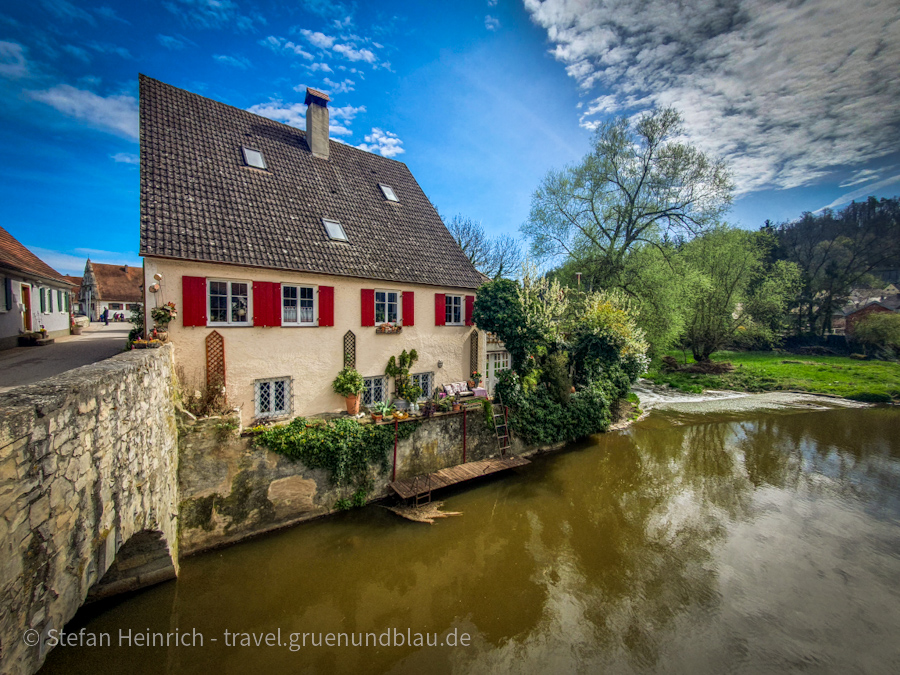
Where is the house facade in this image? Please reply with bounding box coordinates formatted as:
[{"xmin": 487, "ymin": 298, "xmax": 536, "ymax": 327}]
[
  {"xmin": 0, "ymin": 225, "xmax": 73, "ymax": 349},
  {"xmin": 80, "ymin": 260, "xmax": 143, "ymax": 320},
  {"xmin": 140, "ymin": 76, "xmax": 486, "ymax": 425}
]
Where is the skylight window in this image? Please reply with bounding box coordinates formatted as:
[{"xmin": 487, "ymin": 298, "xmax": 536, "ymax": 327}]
[
  {"xmin": 323, "ymin": 218, "xmax": 349, "ymax": 242},
  {"xmin": 242, "ymin": 147, "xmax": 267, "ymax": 170},
  {"xmin": 379, "ymin": 184, "xmax": 399, "ymax": 202}
]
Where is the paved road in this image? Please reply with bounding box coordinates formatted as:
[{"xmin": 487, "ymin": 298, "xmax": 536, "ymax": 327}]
[{"xmin": 0, "ymin": 323, "xmax": 132, "ymax": 393}]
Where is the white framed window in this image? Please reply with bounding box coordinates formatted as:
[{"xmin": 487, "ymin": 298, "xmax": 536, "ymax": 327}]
[
  {"xmin": 375, "ymin": 289, "xmax": 400, "ymax": 324},
  {"xmin": 379, "ymin": 184, "xmax": 399, "ymax": 202},
  {"xmin": 0, "ymin": 277, "xmax": 7, "ymax": 313},
  {"xmin": 410, "ymin": 372, "xmax": 432, "ymax": 401},
  {"xmin": 48, "ymin": 289, "xmax": 54, "ymax": 313},
  {"xmin": 209, "ymin": 280, "xmax": 251, "ymax": 326},
  {"xmin": 242, "ymin": 147, "xmax": 267, "ymax": 170},
  {"xmin": 322, "ymin": 218, "xmax": 349, "ymax": 242},
  {"xmin": 282, "ymin": 285, "xmax": 317, "ymax": 325},
  {"xmin": 255, "ymin": 377, "xmax": 291, "ymax": 418},
  {"xmin": 362, "ymin": 376, "xmax": 386, "ymax": 406},
  {"xmin": 445, "ymin": 294, "xmax": 463, "ymax": 325}
]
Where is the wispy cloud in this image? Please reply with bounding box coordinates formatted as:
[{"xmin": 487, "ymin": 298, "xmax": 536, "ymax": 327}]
[
  {"xmin": 110, "ymin": 152, "xmax": 139, "ymax": 164},
  {"xmin": 41, "ymin": 0, "xmax": 96, "ymax": 25},
  {"xmin": 838, "ymin": 168, "xmax": 886, "ymax": 189},
  {"xmin": 162, "ymin": 0, "xmax": 261, "ymax": 31},
  {"xmin": 247, "ymin": 98, "xmax": 360, "ymax": 137},
  {"xmin": 299, "ymin": 29, "xmax": 335, "ymax": 49},
  {"xmin": 818, "ymin": 173, "xmax": 900, "ymax": 212},
  {"xmin": 61, "ymin": 44, "xmax": 91, "ymax": 63},
  {"xmin": 259, "ymin": 35, "xmax": 313, "ymax": 59},
  {"xmin": 525, "ymin": 0, "xmax": 900, "ymax": 195},
  {"xmin": 213, "ymin": 54, "xmax": 251, "ymax": 69},
  {"xmin": 485, "ymin": 15, "xmax": 500, "ymax": 31},
  {"xmin": 299, "ymin": 0, "xmax": 353, "ymax": 22},
  {"xmin": 307, "ymin": 62, "xmax": 333, "ymax": 73},
  {"xmin": 157, "ymin": 34, "xmax": 196, "ymax": 50},
  {"xmin": 356, "ymin": 127, "xmax": 404, "ymax": 158},
  {"xmin": 25, "ymin": 246, "xmax": 141, "ymax": 276},
  {"xmin": 322, "ymin": 77, "xmax": 354, "ymax": 94},
  {"xmin": 28, "ymin": 85, "xmax": 138, "ymax": 139},
  {"xmin": 332, "ymin": 42, "xmax": 376, "ymax": 63},
  {"xmin": 85, "ymin": 41, "xmax": 133, "ymax": 59},
  {"xmin": 93, "ymin": 6, "xmax": 130, "ymax": 24},
  {"xmin": 0, "ymin": 41, "xmax": 30, "ymax": 79}
]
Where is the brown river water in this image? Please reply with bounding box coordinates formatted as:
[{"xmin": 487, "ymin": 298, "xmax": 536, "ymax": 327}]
[{"xmin": 41, "ymin": 399, "xmax": 900, "ymax": 674}]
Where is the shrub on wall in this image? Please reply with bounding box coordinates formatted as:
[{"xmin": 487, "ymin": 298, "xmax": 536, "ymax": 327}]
[{"xmin": 255, "ymin": 417, "xmax": 418, "ymax": 486}]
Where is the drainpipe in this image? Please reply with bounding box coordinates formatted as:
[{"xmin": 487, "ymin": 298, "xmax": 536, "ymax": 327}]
[{"xmin": 462, "ymin": 408, "xmax": 467, "ymax": 463}]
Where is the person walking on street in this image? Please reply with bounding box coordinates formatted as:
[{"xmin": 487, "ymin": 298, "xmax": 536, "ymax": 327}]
[{"xmin": 102, "ymin": 308, "xmax": 109, "ymax": 326}]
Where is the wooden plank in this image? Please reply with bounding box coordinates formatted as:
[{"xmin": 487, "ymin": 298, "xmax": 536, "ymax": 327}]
[{"xmin": 390, "ymin": 455, "xmax": 531, "ymax": 498}]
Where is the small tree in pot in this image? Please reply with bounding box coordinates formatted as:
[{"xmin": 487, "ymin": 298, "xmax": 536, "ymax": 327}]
[{"xmin": 332, "ymin": 359, "xmax": 365, "ymax": 415}]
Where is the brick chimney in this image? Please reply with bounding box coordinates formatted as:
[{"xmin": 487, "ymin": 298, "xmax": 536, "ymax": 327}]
[{"xmin": 305, "ymin": 87, "xmax": 331, "ymax": 160}]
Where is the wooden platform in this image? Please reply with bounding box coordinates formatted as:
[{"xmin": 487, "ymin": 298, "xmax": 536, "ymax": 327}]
[{"xmin": 389, "ymin": 456, "xmax": 530, "ymax": 500}]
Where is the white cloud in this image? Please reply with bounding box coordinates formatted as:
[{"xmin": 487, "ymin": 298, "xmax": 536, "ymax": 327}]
[
  {"xmin": 299, "ymin": 29, "xmax": 336, "ymax": 49},
  {"xmin": 247, "ymin": 100, "xmax": 308, "ymax": 128},
  {"xmin": 28, "ymin": 84, "xmax": 138, "ymax": 139},
  {"xmin": 85, "ymin": 41, "xmax": 133, "ymax": 59},
  {"xmin": 162, "ymin": 0, "xmax": 260, "ymax": 31},
  {"xmin": 61, "ymin": 45, "xmax": 91, "ymax": 62},
  {"xmin": 485, "ymin": 15, "xmax": 500, "ymax": 31},
  {"xmin": 213, "ymin": 54, "xmax": 251, "ymax": 69},
  {"xmin": 307, "ymin": 62, "xmax": 333, "ymax": 73},
  {"xmin": 524, "ymin": 0, "xmax": 900, "ymax": 195},
  {"xmin": 838, "ymin": 168, "xmax": 886, "ymax": 188},
  {"xmin": 157, "ymin": 34, "xmax": 196, "ymax": 50},
  {"xmin": 259, "ymin": 35, "xmax": 313, "ymax": 60},
  {"xmin": 322, "ymin": 77, "xmax": 355, "ymax": 94},
  {"xmin": 331, "ymin": 104, "xmax": 365, "ymax": 121},
  {"xmin": 0, "ymin": 41, "xmax": 30, "ymax": 78},
  {"xmin": 332, "ymin": 43, "xmax": 376, "ymax": 63},
  {"xmin": 110, "ymin": 152, "xmax": 139, "ymax": 164},
  {"xmin": 487, "ymin": 0, "xmax": 498, "ymax": 6},
  {"xmin": 818, "ymin": 173, "xmax": 900, "ymax": 212},
  {"xmin": 356, "ymin": 127, "xmax": 404, "ymax": 158}
]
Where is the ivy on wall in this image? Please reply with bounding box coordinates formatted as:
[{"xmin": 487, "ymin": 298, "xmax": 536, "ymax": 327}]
[{"xmin": 255, "ymin": 417, "xmax": 419, "ymax": 486}]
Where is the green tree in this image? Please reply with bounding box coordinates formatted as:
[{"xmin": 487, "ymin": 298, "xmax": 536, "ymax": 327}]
[
  {"xmin": 854, "ymin": 313, "xmax": 900, "ymax": 356},
  {"xmin": 523, "ymin": 107, "xmax": 733, "ymax": 287},
  {"xmin": 681, "ymin": 227, "xmax": 801, "ymax": 361}
]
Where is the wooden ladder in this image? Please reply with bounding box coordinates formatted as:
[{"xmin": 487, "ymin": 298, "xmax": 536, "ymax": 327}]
[
  {"xmin": 491, "ymin": 392, "xmax": 511, "ymax": 458},
  {"xmin": 411, "ymin": 473, "xmax": 432, "ymax": 508}
]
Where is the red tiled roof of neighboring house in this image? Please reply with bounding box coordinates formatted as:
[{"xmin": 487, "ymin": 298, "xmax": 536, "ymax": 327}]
[
  {"xmin": 90, "ymin": 263, "xmax": 143, "ymax": 302},
  {"xmin": 63, "ymin": 275, "xmax": 83, "ymax": 293},
  {"xmin": 0, "ymin": 225, "xmax": 71, "ymax": 285},
  {"xmin": 139, "ymin": 75, "xmax": 483, "ymax": 290}
]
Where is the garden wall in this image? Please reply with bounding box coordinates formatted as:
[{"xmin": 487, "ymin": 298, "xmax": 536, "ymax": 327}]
[{"xmin": 178, "ymin": 409, "xmax": 534, "ymax": 555}]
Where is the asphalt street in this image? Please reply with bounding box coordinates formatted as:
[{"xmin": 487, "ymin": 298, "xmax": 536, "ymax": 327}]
[{"xmin": 0, "ymin": 322, "xmax": 131, "ymax": 393}]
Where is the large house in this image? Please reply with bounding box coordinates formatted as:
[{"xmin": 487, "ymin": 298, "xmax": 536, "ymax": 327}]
[
  {"xmin": 139, "ymin": 76, "xmax": 486, "ymax": 425},
  {"xmin": 79, "ymin": 260, "xmax": 143, "ymax": 320},
  {"xmin": 0, "ymin": 225, "xmax": 74, "ymax": 349}
]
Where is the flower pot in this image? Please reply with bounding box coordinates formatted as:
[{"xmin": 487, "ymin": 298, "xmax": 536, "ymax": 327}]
[
  {"xmin": 156, "ymin": 330, "xmax": 169, "ymax": 343},
  {"xmin": 452, "ymin": 403, "xmax": 461, "ymax": 412},
  {"xmin": 467, "ymin": 380, "xmax": 475, "ymax": 388},
  {"xmin": 372, "ymin": 413, "xmax": 383, "ymax": 422},
  {"xmin": 346, "ymin": 394, "xmax": 360, "ymax": 416},
  {"xmin": 71, "ymin": 326, "xmax": 82, "ymax": 335}
]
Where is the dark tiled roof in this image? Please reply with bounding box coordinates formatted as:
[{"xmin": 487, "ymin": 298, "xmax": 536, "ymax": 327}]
[
  {"xmin": 139, "ymin": 75, "xmax": 483, "ymax": 290},
  {"xmin": 88, "ymin": 262, "xmax": 143, "ymax": 302},
  {"xmin": 0, "ymin": 225, "xmax": 71, "ymax": 285}
]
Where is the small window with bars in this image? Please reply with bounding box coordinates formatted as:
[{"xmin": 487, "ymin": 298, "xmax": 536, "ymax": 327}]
[
  {"xmin": 255, "ymin": 377, "xmax": 291, "ymax": 418},
  {"xmin": 362, "ymin": 376, "xmax": 386, "ymax": 406},
  {"xmin": 410, "ymin": 372, "xmax": 432, "ymax": 401}
]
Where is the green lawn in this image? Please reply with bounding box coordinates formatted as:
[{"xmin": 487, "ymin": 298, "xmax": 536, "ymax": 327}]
[{"xmin": 645, "ymin": 351, "xmax": 900, "ymax": 403}]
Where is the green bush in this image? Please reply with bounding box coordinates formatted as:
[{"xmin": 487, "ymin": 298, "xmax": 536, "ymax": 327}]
[{"xmin": 332, "ymin": 366, "xmax": 365, "ymax": 397}]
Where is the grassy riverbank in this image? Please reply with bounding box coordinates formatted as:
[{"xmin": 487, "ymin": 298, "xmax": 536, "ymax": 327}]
[{"xmin": 645, "ymin": 351, "xmax": 900, "ymax": 403}]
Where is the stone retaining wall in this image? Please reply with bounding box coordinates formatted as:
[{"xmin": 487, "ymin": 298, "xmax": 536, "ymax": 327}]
[
  {"xmin": 178, "ymin": 409, "xmax": 533, "ymax": 555},
  {"xmin": 0, "ymin": 346, "xmax": 179, "ymax": 675}
]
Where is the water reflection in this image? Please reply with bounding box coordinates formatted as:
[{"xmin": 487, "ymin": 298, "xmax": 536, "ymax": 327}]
[{"xmin": 42, "ymin": 407, "xmax": 900, "ymax": 674}]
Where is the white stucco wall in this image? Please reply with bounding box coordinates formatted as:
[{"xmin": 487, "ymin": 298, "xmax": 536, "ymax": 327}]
[
  {"xmin": 144, "ymin": 258, "xmax": 487, "ymax": 425},
  {"xmin": 0, "ymin": 274, "xmax": 71, "ymax": 347}
]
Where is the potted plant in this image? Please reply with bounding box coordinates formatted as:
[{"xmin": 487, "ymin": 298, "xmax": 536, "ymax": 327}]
[
  {"xmin": 150, "ymin": 301, "xmax": 177, "ymax": 342},
  {"xmin": 371, "ymin": 401, "xmax": 393, "ymax": 422},
  {"xmin": 332, "ymin": 361, "xmax": 365, "ymax": 415},
  {"xmin": 471, "ymin": 369, "xmax": 482, "ymax": 387},
  {"xmin": 385, "ymin": 348, "xmax": 418, "ymax": 410},
  {"xmin": 404, "ymin": 383, "xmax": 422, "ymax": 413},
  {"xmin": 451, "ymin": 394, "xmax": 461, "ymax": 412}
]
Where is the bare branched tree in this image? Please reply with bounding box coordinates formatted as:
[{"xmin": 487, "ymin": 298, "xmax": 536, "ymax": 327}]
[{"xmin": 445, "ymin": 214, "xmax": 522, "ymax": 279}]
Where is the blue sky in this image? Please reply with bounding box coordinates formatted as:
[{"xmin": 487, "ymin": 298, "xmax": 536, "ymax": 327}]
[{"xmin": 1, "ymin": 0, "xmax": 899, "ymax": 275}]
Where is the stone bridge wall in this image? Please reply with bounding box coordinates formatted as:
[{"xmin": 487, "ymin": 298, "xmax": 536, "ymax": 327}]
[{"xmin": 0, "ymin": 346, "xmax": 179, "ymax": 675}]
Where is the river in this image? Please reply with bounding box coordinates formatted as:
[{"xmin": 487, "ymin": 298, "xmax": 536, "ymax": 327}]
[{"xmin": 41, "ymin": 395, "xmax": 900, "ymax": 674}]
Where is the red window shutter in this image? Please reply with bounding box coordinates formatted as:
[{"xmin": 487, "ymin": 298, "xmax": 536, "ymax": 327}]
[
  {"xmin": 402, "ymin": 291, "xmax": 415, "ymax": 327},
  {"xmin": 435, "ymin": 293, "xmax": 446, "ymax": 326},
  {"xmin": 182, "ymin": 276, "xmax": 207, "ymax": 326},
  {"xmin": 361, "ymin": 288, "xmax": 375, "ymax": 326},
  {"xmin": 252, "ymin": 281, "xmax": 280, "ymax": 327},
  {"xmin": 319, "ymin": 286, "xmax": 334, "ymax": 326},
  {"xmin": 465, "ymin": 295, "xmax": 475, "ymax": 326}
]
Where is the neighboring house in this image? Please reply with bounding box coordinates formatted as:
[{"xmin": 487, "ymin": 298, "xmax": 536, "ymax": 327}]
[
  {"xmin": 80, "ymin": 260, "xmax": 143, "ymax": 320},
  {"xmin": 844, "ymin": 301, "xmax": 897, "ymax": 335},
  {"xmin": 63, "ymin": 276, "xmax": 83, "ymax": 314},
  {"xmin": 0, "ymin": 225, "xmax": 74, "ymax": 349},
  {"xmin": 139, "ymin": 75, "xmax": 486, "ymax": 425}
]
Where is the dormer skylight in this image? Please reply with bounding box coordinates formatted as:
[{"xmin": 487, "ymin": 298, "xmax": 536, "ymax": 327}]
[
  {"xmin": 242, "ymin": 147, "xmax": 267, "ymax": 170},
  {"xmin": 322, "ymin": 218, "xmax": 349, "ymax": 242},
  {"xmin": 379, "ymin": 184, "xmax": 399, "ymax": 202}
]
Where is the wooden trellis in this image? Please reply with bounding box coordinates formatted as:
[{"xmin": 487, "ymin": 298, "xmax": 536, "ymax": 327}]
[
  {"xmin": 343, "ymin": 330, "xmax": 356, "ymax": 368},
  {"xmin": 470, "ymin": 330, "xmax": 479, "ymax": 375},
  {"xmin": 206, "ymin": 330, "xmax": 226, "ymax": 397}
]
